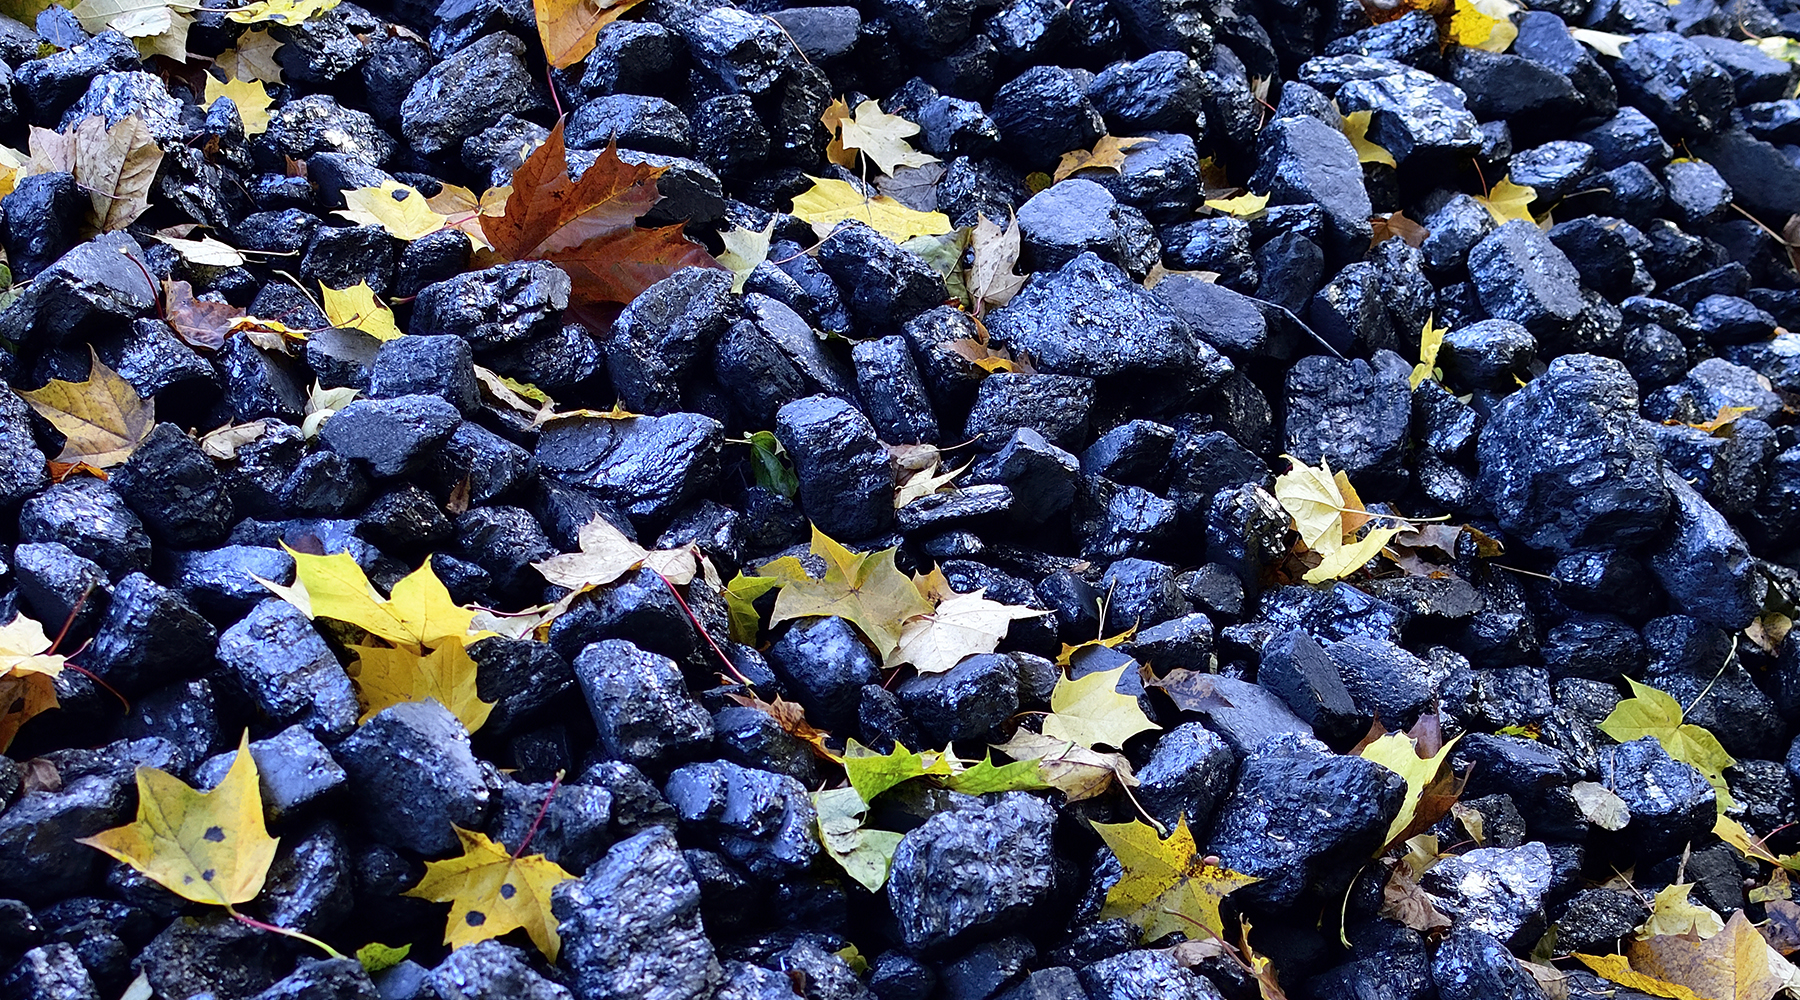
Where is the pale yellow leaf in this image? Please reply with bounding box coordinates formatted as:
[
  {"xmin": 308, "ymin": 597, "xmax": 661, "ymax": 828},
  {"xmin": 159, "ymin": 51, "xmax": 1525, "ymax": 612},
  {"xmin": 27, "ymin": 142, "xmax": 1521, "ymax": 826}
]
[{"xmin": 790, "ymin": 176, "xmax": 953, "ymax": 242}]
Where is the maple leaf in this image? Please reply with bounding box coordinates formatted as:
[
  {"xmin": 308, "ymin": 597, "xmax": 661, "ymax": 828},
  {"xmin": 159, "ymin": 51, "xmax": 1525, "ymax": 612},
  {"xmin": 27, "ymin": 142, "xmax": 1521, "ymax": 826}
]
[
  {"xmin": 1053, "ymin": 135, "xmax": 1150, "ymax": 183},
  {"xmin": 198, "ymin": 420, "xmax": 271, "ymax": 461},
  {"xmin": 1477, "ymin": 178, "xmax": 1537, "ymax": 224},
  {"xmin": 405, "ymin": 827, "xmax": 576, "ymax": 962},
  {"xmin": 1588, "ymin": 911, "xmax": 1800, "ymax": 1000},
  {"xmin": 943, "ymin": 755, "xmax": 1054, "ymax": 795},
  {"xmin": 67, "ymin": 0, "xmax": 192, "ymax": 36},
  {"xmin": 723, "ymin": 572, "xmax": 781, "ymax": 645},
  {"xmin": 1306, "ymin": 525, "xmax": 1405, "ymax": 583},
  {"xmin": 789, "ymin": 176, "xmax": 954, "ymax": 243},
  {"xmin": 534, "ymin": 0, "xmax": 646, "ymax": 68},
  {"xmin": 1447, "ymin": 0, "xmax": 1519, "ymax": 52},
  {"xmin": 1410, "ymin": 316, "xmax": 1447, "ymax": 390},
  {"xmin": 154, "ymin": 234, "xmax": 246, "ymax": 267},
  {"xmin": 482, "ymin": 124, "xmax": 720, "ymax": 307},
  {"xmin": 823, "ymin": 98, "xmax": 938, "ymax": 176},
  {"xmin": 1599, "ymin": 679, "xmax": 1736, "ymax": 811},
  {"xmin": 18, "ymin": 347, "xmax": 155, "ymax": 476},
  {"xmin": 261, "ymin": 549, "xmax": 484, "ymax": 650},
  {"xmin": 215, "ymin": 28, "xmax": 282, "ymax": 82},
  {"xmin": 1370, "ymin": 210, "xmax": 1429, "ymax": 248},
  {"xmin": 79, "ymin": 731, "xmax": 279, "ymax": 907},
  {"xmin": 426, "ymin": 182, "xmax": 509, "ymax": 250},
  {"xmin": 892, "ymin": 452, "xmax": 968, "ymax": 510},
  {"xmin": 204, "ymin": 76, "xmax": 273, "ymax": 135},
  {"xmin": 164, "ymin": 279, "xmax": 246, "ymax": 352},
  {"xmin": 842, "ymin": 740, "xmax": 954, "ymax": 803},
  {"xmin": 940, "ymin": 331, "xmax": 1032, "ymax": 374},
  {"xmin": 725, "ymin": 691, "xmax": 837, "ymax": 761},
  {"xmin": 1360, "ymin": 730, "xmax": 1463, "ymax": 850},
  {"xmin": 1040, "ymin": 667, "xmax": 1160, "ymax": 749},
  {"xmin": 19, "ymin": 116, "xmax": 162, "ymax": 230},
  {"xmin": 1203, "ymin": 192, "xmax": 1271, "ymax": 218},
  {"xmin": 873, "ymin": 162, "xmax": 945, "ymax": 211},
  {"xmin": 764, "ymin": 527, "xmax": 935, "ymax": 659},
  {"xmin": 1378, "ymin": 863, "xmax": 1452, "ymax": 934},
  {"xmin": 336, "ymin": 180, "xmax": 451, "ymax": 241},
  {"xmin": 355, "ymin": 943, "xmax": 411, "ymax": 974},
  {"xmin": 1638, "ymin": 883, "xmax": 1724, "ymax": 940},
  {"xmin": 1683, "ymin": 404, "xmax": 1758, "ymax": 435},
  {"xmin": 0, "ymin": 613, "xmax": 64, "ymax": 752},
  {"xmin": 1574, "ymin": 953, "xmax": 1706, "ymax": 1000},
  {"xmin": 1342, "ymin": 110, "xmax": 1398, "ymax": 169},
  {"xmin": 1273, "ymin": 455, "xmax": 1364, "ymax": 554},
  {"xmin": 300, "ymin": 383, "xmax": 358, "ymax": 438},
  {"xmin": 349, "ymin": 642, "xmax": 493, "ymax": 733},
  {"xmin": 717, "ymin": 219, "xmax": 775, "ymax": 294},
  {"xmin": 994, "ymin": 730, "xmax": 1137, "ymax": 802},
  {"xmin": 225, "ymin": 0, "xmax": 340, "ymax": 23},
  {"xmin": 532, "ymin": 514, "xmax": 698, "ymax": 594},
  {"xmin": 1093, "ymin": 817, "xmax": 1258, "ymax": 943},
  {"xmin": 888, "ymin": 588, "xmax": 1046, "ymax": 675},
  {"xmin": 321, "ymin": 282, "xmax": 403, "ymax": 341},
  {"xmin": 968, "ymin": 213, "xmax": 1027, "ymax": 316},
  {"xmin": 814, "ymin": 786, "xmax": 904, "ymax": 892},
  {"xmin": 1057, "ymin": 627, "xmax": 1138, "ymax": 668}
]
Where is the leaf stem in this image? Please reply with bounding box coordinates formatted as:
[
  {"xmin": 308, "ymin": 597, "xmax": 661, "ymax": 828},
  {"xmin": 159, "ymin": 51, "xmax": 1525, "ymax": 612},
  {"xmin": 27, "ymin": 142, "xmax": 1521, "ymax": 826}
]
[
  {"xmin": 652, "ymin": 569, "xmax": 753, "ymax": 687},
  {"xmin": 226, "ymin": 904, "xmax": 344, "ymax": 960},
  {"xmin": 513, "ymin": 770, "xmax": 563, "ymax": 859}
]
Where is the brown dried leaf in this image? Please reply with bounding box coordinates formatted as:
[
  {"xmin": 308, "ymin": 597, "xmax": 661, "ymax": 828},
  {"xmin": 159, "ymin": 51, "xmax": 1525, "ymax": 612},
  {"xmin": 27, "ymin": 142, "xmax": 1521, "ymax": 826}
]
[
  {"xmin": 1371, "ymin": 210, "xmax": 1429, "ymax": 248},
  {"xmin": 533, "ymin": 0, "xmax": 647, "ymax": 68},
  {"xmin": 164, "ymin": 279, "xmax": 247, "ymax": 351},
  {"xmin": 17, "ymin": 348, "xmax": 155, "ymax": 475},
  {"xmin": 1151, "ymin": 668, "xmax": 1237, "ymax": 715},
  {"xmin": 1379, "ymin": 863, "xmax": 1453, "ymax": 933},
  {"xmin": 1053, "ymin": 135, "xmax": 1151, "ymax": 183}
]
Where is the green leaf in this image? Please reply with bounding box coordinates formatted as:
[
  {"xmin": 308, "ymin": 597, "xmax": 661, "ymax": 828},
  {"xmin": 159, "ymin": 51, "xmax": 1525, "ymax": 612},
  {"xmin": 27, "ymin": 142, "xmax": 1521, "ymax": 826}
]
[
  {"xmin": 746, "ymin": 430, "xmax": 798, "ymax": 499},
  {"xmin": 355, "ymin": 942, "xmax": 411, "ymax": 974},
  {"xmin": 900, "ymin": 228, "xmax": 972, "ymax": 310},
  {"xmin": 813, "ymin": 787, "xmax": 903, "ymax": 892},
  {"xmin": 1599, "ymin": 679, "xmax": 1736, "ymax": 812},
  {"xmin": 942, "ymin": 755, "xmax": 1052, "ymax": 795},
  {"xmin": 723, "ymin": 572, "xmax": 781, "ymax": 645},
  {"xmin": 841, "ymin": 739, "xmax": 951, "ymax": 803}
]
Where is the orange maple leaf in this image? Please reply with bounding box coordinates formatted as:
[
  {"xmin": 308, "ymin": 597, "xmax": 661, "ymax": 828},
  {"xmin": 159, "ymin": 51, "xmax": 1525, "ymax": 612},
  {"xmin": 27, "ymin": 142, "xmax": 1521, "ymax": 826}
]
[{"xmin": 481, "ymin": 121, "xmax": 721, "ymax": 307}]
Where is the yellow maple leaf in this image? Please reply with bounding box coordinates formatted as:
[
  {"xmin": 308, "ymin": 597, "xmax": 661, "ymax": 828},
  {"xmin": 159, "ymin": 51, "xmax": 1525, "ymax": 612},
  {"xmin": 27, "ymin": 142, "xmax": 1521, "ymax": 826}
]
[
  {"xmin": 1304, "ymin": 524, "xmax": 1405, "ymax": 583},
  {"xmin": 263, "ymin": 549, "xmax": 483, "ymax": 650},
  {"xmin": 405, "ymin": 827, "xmax": 576, "ymax": 962},
  {"xmin": 79, "ymin": 731, "xmax": 279, "ymax": 907},
  {"xmin": 1477, "ymin": 177, "xmax": 1537, "ymax": 224},
  {"xmin": 790, "ymin": 176, "xmax": 953, "ymax": 243},
  {"xmin": 0, "ymin": 613, "xmax": 63, "ymax": 752},
  {"xmin": 336, "ymin": 180, "xmax": 451, "ymax": 242},
  {"xmin": 764, "ymin": 526, "xmax": 935, "ymax": 659},
  {"xmin": 1053, "ymin": 135, "xmax": 1151, "ymax": 183},
  {"xmin": 826, "ymin": 98, "xmax": 938, "ymax": 177},
  {"xmin": 1093, "ymin": 818, "xmax": 1258, "ymax": 943},
  {"xmin": 1360, "ymin": 731, "xmax": 1462, "ymax": 850},
  {"xmin": 718, "ymin": 219, "xmax": 775, "ymax": 294},
  {"xmin": 1342, "ymin": 110, "xmax": 1397, "ymax": 168},
  {"xmin": 17, "ymin": 346, "xmax": 155, "ymax": 475},
  {"xmin": 1203, "ymin": 191, "xmax": 1271, "ymax": 217},
  {"xmin": 1273, "ymin": 455, "xmax": 1357, "ymax": 555},
  {"xmin": 1599, "ymin": 678, "xmax": 1736, "ymax": 812},
  {"xmin": 1448, "ymin": 0, "xmax": 1519, "ymax": 52},
  {"xmin": 1685, "ymin": 404, "xmax": 1757, "ymax": 434},
  {"xmin": 321, "ymin": 282, "xmax": 403, "ymax": 341},
  {"xmin": 1606, "ymin": 910, "xmax": 1800, "ymax": 1000},
  {"xmin": 995, "ymin": 731, "xmax": 1135, "ymax": 802},
  {"xmin": 1410, "ymin": 315, "xmax": 1447, "ymax": 389},
  {"xmin": 203, "ymin": 75, "xmax": 272, "ymax": 135},
  {"xmin": 225, "ymin": 0, "xmax": 339, "ymax": 24},
  {"xmin": 350, "ymin": 643, "xmax": 493, "ymax": 733},
  {"xmin": 1040, "ymin": 666, "xmax": 1160, "ymax": 750},
  {"xmin": 1638, "ymin": 883, "xmax": 1724, "ymax": 940},
  {"xmin": 425, "ymin": 182, "xmax": 508, "ymax": 251},
  {"xmin": 1575, "ymin": 953, "xmax": 1706, "ymax": 1000},
  {"xmin": 1056, "ymin": 627, "xmax": 1137, "ymax": 667}
]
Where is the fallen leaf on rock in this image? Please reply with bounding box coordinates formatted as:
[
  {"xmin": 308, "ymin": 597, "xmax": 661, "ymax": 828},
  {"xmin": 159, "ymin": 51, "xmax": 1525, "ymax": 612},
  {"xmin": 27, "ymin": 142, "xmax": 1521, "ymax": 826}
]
[
  {"xmin": 1574, "ymin": 953, "xmax": 1706, "ymax": 1000},
  {"xmin": 1477, "ymin": 177, "xmax": 1537, "ymax": 224},
  {"xmin": 813, "ymin": 786, "xmax": 904, "ymax": 892},
  {"xmin": 1041, "ymin": 666, "xmax": 1160, "ymax": 749},
  {"xmin": 1571, "ymin": 780, "xmax": 1631, "ymax": 831},
  {"xmin": 355, "ymin": 943, "xmax": 410, "ymax": 975},
  {"xmin": 300, "ymin": 383, "xmax": 357, "ymax": 438},
  {"xmin": 226, "ymin": 0, "xmax": 339, "ymax": 23},
  {"xmin": 67, "ymin": 0, "xmax": 191, "ymax": 37},
  {"xmin": 1713, "ymin": 815, "xmax": 1800, "ymax": 871},
  {"xmin": 1239, "ymin": 919, "xmax": 1292, "ymax": 1000},
  {"xmin": 725, "ymin": 691, "xmax": 836, "ymax": 761},
  {"xmin": 824, "ymin": 97, "xmax": 938, "ymax": 176},
  {"xmin": 203, "ymin": 75, "xmax": 273, "ymax": 135},
  {"xmin": 968, "ymin": 213, "xmax": 1027, "ymax": 316},
  {"xmin": 0, "ymin": 613, "xmax": 64, "ymax": 752},
  {"xmin": 940, "ymin": 329, "xmax": 1032, "ymax": 374},
  {"xmin": 164, "ymin": 279, "xmax": 247, "ymax": 351},
  {"xmin": 1371, "ymin": 210, "xmax": 1428, "ymax": 247},
  {"xmin": 1448, "ymin": 0, "xmax": 1519, "ymax": 51},
  {"xmin": 262, "ymin": 549, "xmax": 485, "ymax": 650},
  {"xmin": 723, "ymin": 571, "xmax": 783, "ymax": 645},
  {"xmin": 763, "ymin": 527, "xmax": 934, "ymax": 660},
  {"xmin": 1410, "ymin": 316, "xmax": 1447, "ymax": 389},
  {"xmin": 1638, "ymin": 883, "xmax": 1724, "ymax": 940},
  {"xmin": 1274, "ymin": 455, "xmax": 1364, "ymax": 554},
  {"xmin": 336, "ymin": 180, "xmax": 451, "ymax": 241},
  {"xmin": 942, "ymin": 755, "xmax": 1053, "ymax": 795},
  {"xmin": 873, "ymin": 162, "xmax": 945, "ymax": 211},
  {"xmin": 406, "ymin": 826, "xmax": 575, "ymax": 962},
  {"xmin": 1600, "ymin": 678, "xmax": 1735, "ymax": 811},
  {"xmin": 1343, "ymin": 110, "xmax": 1398, "ymax": 168},
  {"xmin": 349, "ymin": 642, "xmax": 493, "ymax": 733},
  {"xmin": 1568, "ymin": 26, "xmax": 1631, "ymax": 57},
  {"xmin": 1094, "ymin": 817, "xmax": 1258, "ymax": 943},
  {"xmin": 994, "ymin": 730, "xmax": 1136, "ymax": 802},
  {"xmin": 790, "ymin": 176, "xmax": 954, "ymax": 242},
  {"xmin": 79, "ymin": 731, "xmax": 278, "ymax": 906},
  {"xmin": 18, "ymin": 348, "xmax": 155, "ymax": 476},
  {"xmin": 718, "ymin": 219, "xmax": 775, "ymax": 293},
  {"xmin": 532, "ymin": 513, "xmax": 698, "ymax": 593},
  {"xmin": 321, "ymin": 282, "xmax": 403, "ymax": 341},
  {"xmin": 1306, "ymin": 525, "xmax": 1405, "ymax": 583},
  {"xmin": 215, "ymin": 28, "xmax": 282, "ymax": 82},
  {"xmin": 427, "ymin": 182, "xmax": 509, "ymax": 250},
  {"xmin": 1380, "ymin": 862, "xmax": 1452, "ymax": 933},
  {"xmin": 1763, "ymin": 899, "xmax": 1800, "ymax": 954},
  {"xmin": 1204, "ymin": 191, "xmax": 1270, "ymax": 217},
  {"xmin": 1052, "ymin": 134, "xmax": 1150, "ymax": 182},
  {"xmin": 1629, "ymin": 910, "xmax": 1800, "ymax": 1000},
  {"xmin": 534, "ymin": 0, "xmax": 645, "ymax": 67},
  {"xmin": 1361, "ymin": 729, "xmax": 1462, "ymax": 850},
  {"xmin": 197, "ymin": 420, "xmax": 269, "ymax": 461},
  {"xmin": 483, "ymin": 126, "xmax": 719, "ymax": 307},
  {"xmin": 1150, "ymin": 668, "xmax": 1237, "ymax": 715},
  {"xmin": 841, "ymin": 740, "xmax": 955, "ymax": 803},
  {"xmin": 900, "ymin": 228, "xmax": 972, "ymax": 308},
  {"xmin": 154, "ymin": 234, "xmax": 247, "ymax": 267},
  {"xmin": 1752, "ymin": 35, "xmax": 1800, "ymax": 62},
  {"xmin": 892, "ymin": 457, "xmax": 967, "ymax": 509},
  {"xmin": 70, "ymin": 115, "xmax": 162, "ymax": 230},
  {"xmin": 1683, "ymin": 404, "xmax": 1757, "ymax": 434},
  {"xmin": 889, "ymin": 588, "xmax": 1046, "ymax": 675}
]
